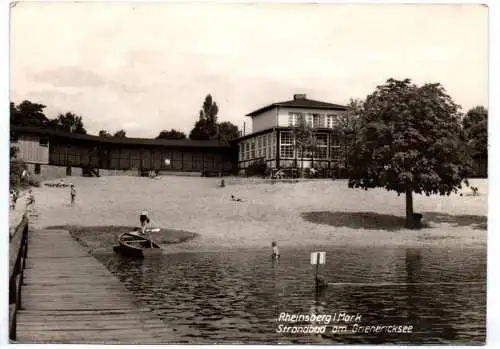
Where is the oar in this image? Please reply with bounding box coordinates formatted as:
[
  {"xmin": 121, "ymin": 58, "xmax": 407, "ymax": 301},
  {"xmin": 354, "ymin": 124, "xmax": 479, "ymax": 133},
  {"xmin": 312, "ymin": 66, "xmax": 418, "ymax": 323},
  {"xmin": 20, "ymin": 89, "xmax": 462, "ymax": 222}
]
[{"xmin": 148, "ymin": 228, "xmax": 160, "ymax": 248}]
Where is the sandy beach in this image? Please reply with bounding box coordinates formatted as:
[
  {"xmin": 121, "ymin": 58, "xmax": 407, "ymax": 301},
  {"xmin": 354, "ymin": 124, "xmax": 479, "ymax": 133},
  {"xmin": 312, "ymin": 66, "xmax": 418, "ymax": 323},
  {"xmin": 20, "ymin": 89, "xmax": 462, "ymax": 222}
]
[{"xmin": 26, "ymin": 176, "xmax": 487, "ymax": 251}]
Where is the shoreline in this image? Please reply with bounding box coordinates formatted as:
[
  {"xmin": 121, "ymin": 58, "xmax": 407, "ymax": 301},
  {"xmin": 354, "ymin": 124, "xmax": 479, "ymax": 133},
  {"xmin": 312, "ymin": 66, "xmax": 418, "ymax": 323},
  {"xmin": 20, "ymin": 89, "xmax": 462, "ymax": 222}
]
[{"xmin": 44, "ymin": 225, "xmax": 199, "ymax": 253}]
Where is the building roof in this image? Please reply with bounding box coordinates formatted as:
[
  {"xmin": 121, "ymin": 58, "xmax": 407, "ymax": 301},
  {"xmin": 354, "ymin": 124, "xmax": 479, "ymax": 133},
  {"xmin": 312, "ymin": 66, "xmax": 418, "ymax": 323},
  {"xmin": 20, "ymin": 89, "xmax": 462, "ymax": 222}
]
[
  {"xmin": 246, "ymin": 95, "xmax": 348, "ymax": 117},
  {"xmin": 11, "ymin": 126, "xmax": 231, "ymax": 149}
]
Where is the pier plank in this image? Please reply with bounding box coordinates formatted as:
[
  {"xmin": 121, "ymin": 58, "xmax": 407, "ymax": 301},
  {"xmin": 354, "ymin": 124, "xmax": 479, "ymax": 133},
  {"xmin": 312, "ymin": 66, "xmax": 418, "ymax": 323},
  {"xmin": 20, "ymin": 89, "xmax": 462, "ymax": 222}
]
[{"xmin": 16, "ymin": 229, "xmax": 175, "ymax": 344}]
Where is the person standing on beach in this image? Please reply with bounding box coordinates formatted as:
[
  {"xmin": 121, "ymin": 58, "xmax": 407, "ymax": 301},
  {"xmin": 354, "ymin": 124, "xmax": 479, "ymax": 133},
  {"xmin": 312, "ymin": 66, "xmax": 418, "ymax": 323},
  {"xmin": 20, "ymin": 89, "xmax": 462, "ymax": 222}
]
[{"xmin": 70, "ymin": 184, "xmax": 76, "ymax": 206}]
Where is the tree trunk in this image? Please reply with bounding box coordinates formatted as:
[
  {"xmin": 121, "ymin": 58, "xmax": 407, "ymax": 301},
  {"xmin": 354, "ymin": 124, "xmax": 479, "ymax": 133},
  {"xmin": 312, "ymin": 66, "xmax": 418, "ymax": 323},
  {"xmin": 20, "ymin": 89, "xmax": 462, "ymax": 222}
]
[{"xmin": 405, "ymin": 189, "xmax": 415, "ymax": 229}]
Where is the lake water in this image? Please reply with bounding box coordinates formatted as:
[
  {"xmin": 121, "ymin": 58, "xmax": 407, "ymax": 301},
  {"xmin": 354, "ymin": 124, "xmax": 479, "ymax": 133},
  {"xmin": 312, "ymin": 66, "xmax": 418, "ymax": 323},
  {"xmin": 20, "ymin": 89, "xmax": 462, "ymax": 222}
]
[
  {"xmin": 35, "ymin": 177, "xmax": 487, "ymax": 344},
  {"xmin": 95, "ymin": 245, "xmax": 486, "ymax": 344}
]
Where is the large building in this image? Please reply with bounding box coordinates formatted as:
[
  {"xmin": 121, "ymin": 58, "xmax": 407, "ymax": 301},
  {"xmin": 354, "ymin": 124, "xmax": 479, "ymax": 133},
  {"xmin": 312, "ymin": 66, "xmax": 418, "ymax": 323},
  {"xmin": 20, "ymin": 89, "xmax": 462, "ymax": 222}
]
[
  {"xmin": 235, "ymin": 94, "xmax": 352, "ymax": 175},
  {"xmin": 11, "ymin": 126, "xmax": 235, "ymax": 181}
]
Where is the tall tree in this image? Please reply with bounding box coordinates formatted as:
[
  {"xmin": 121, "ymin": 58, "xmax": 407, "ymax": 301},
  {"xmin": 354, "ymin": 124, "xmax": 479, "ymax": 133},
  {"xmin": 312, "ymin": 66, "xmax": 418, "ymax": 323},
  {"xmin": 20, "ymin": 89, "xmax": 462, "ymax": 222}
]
[
  {"xmin": 463, "ymin": 106, "xmax": 487, "ymax": 159},
  {"xmin": 51, "ymin": 112, "xmax": 87, "ymax": 134},
  {"xmin": 114, "ymin": 129, "xmax": 127, "ymax": 138},
  {"xmin": 347, "ymin": 78, "xmax": 470, "ymax": 228},
  {"xmin": 98, "ymin": 130, "xmax": 112, "ymax": 137},
  {"xmin": 189, "ymin": 94, "xmax": 219, "ymax": 140},
  {"xmin": 156, "ymin": 129, "xmax": 187, "ymax": 140},
  {"xmin": 293, "ymin": 119, "xmax": 314, "ymax": 176},
  {"xmin": 10, "ymin": 100, "xmax": 49, "ymax": 127},
  {"xmin": 200, "ymin": 94, "xmax": 219, "ymax": 124},
  {"xmin": 215, "ymin": 121, "xmax": 240, "ymax": 141}
]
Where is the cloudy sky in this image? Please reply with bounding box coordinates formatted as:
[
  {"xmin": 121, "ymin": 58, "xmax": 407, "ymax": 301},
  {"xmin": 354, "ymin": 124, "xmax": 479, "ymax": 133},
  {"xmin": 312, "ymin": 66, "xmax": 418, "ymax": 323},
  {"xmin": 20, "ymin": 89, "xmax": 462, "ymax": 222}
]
[{"xmin": 10, "ymin": 2, "xmax": 488, "ymax": 138}]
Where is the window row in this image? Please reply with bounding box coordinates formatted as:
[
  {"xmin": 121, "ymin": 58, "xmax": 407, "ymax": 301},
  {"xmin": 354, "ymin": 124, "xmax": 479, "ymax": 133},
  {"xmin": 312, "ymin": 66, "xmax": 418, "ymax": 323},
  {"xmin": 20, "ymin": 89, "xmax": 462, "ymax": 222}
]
[{"xmin": 288, "ymin": 112, "xmax": 344, "ymax": 128}]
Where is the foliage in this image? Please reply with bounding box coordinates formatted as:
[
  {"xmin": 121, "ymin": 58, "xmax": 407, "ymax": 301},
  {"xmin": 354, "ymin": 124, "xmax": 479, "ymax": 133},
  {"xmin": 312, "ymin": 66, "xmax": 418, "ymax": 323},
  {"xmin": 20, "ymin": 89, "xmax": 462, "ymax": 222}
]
[
  {"xmin": 10, "ymin": 100, "xmax": 50, "ymax": 127},
  {"xmin": 190, "ymin": 94, "xmax": 219, "ymax": 140},
  {"xmin": 347, "ymin": 78, "xmax": 471, "ymax": 228},
  {"xmin": 332, "ymin": 98, "xmax": 363, "ymax": 135},
  {"xmin": 49, "ymin": 112, "xmax": 87, "ymax": 134},
  {"xmin": 245, "ymin": 159, "xmax": 268, "ymax": 177},
  {"xmin": 189, "ymin": 94, "xmax": 239, "ymax": 141},
  {"xmin": 156, "ymin": 129, "xmax": 187, "ymax": 140},
  {"xmin": 10, "ymin": 145, "xmax": 27, "ymax": 189},
  {"xmin": 113, "ymin": 129, "xmax": 127, "ymax": 138},
  {"xmin": 463, "ymin": 106, "xmax": 487, "ymax": 159},
  {"xmin": 215, "ymin": 121, "xmax": 240, "ymax": 142},
  {"xmin": 98, "ymin": 130, "xmax": 112, "ymax": 137},
  {"xmin": 293, "ymin": 120, "xmax": 315, "ymax": 174}
]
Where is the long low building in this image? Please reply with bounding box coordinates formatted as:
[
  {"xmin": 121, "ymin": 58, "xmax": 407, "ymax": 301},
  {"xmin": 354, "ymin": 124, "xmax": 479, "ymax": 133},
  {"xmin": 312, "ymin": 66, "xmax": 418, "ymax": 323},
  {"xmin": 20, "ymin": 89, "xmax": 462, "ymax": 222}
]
[{"xmin": 11, "ymin": 126, "xmax": 235, "ymax": 180}]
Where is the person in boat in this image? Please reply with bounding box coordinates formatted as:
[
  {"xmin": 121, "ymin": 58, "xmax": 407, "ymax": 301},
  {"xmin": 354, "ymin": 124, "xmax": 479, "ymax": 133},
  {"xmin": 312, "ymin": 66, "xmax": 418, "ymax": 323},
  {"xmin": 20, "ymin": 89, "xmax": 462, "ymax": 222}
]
[
  {"xmin": 272, "ymin": 240, "xmax": 280, "ymax": 260},
  {"xmin": 139, "ymin": 210, "xmax": 151, "ymax": 235},
  {"xmin": 70, "ymin": 184, "xmax": 76, "ymax": 206}
]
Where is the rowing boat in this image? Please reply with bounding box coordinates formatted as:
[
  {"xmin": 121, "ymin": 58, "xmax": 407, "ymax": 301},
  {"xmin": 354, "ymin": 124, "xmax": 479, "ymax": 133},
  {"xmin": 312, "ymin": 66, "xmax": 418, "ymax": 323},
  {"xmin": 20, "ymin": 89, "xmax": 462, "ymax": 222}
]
[{"xmin": 113, "ymin": 229, "xmax": 161, "ymax": 258}]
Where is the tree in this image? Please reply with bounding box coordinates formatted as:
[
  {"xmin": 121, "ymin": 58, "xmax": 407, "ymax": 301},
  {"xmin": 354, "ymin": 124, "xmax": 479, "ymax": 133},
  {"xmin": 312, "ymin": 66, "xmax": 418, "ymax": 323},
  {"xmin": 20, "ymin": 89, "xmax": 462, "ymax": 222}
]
[
  {"xmin": 347, "ymin": 78, "xmax": 470, "ymax": 229},
  {"xmin": 10, "ymin": 100, "xmax": 49, "ymax": 127},
  {"xmin": 114, "ymin": 129, "xmax": 127, "ymax": 138},
  {"xmin": 215, "ymin": 121, "xmax": 240, "ymax": 141},
  {"xmin": 338, "ymin": 98, "xmax": 363, "ymax": 134},
  {"xmin": 156, "ymin": 129, "xmax": 187, "ymax": 140},
  {"xmin": 10, "ymin": 143, "xmax": 26, "ymax": 189},
  {"xmin": 50, "ymin": 112, "xmax": 87, "ymax": 134},
  {"xmin": 463, "ymin": 106, "xmax": 487, "ymax": 159},
  {"xmin": 293, "ymin": 119, "xmax": 314, "ymax": 176},
  {"xmin": 189, "ymin": 94, "xmax": 219, "ymax": 140},
  {"xmin": 98, "ymin": 130, "xmax": 112, "ymax": 137}
]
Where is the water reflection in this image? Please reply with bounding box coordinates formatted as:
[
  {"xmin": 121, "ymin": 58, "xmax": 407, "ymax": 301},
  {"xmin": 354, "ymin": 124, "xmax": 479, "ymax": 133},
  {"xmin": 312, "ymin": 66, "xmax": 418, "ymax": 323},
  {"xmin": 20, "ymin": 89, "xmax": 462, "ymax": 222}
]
[{"xmin": 96, "ymin": 246, "xmax": 486, "ymax": 344}]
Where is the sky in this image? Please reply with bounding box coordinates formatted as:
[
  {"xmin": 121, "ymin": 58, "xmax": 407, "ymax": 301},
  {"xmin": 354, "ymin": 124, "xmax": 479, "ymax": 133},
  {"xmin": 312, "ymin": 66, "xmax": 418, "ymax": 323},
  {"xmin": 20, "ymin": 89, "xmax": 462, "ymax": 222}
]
[{"xmin": 10, "ymin": 2, "xmax": 488, "ymax": 138}]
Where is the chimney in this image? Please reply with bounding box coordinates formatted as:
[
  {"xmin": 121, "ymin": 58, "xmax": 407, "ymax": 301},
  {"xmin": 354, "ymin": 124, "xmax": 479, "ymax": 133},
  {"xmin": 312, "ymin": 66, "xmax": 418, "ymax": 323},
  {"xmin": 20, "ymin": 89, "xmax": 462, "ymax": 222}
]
[{"xmin": 294, "ymin": 94, "xmax": 307, "ymax": 100}]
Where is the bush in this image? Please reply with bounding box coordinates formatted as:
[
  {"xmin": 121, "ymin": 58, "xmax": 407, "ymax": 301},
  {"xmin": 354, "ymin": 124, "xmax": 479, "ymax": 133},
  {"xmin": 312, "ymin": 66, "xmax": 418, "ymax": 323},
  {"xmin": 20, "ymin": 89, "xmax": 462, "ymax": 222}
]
[
  {"xmin": 246, "ymin": 159, "xmax": 268, "ymax": 177},
  {"xmin": 10, "ymin": 160, "xmax": 26, "ymax": 190}
]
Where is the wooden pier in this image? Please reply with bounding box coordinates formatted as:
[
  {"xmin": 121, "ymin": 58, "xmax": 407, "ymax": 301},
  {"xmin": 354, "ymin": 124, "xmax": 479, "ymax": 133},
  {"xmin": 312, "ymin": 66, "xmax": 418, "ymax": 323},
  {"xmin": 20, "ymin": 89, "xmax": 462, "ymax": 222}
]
[{"xmin": 13, "ymin": 227, "xmax": 179, "ymax": 344}]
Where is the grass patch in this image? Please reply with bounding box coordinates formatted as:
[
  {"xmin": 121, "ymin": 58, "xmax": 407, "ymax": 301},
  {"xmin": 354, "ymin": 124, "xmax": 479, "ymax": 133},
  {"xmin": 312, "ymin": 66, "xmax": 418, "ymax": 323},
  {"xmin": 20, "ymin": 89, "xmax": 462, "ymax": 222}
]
[
  {"xmin": 421, "ymin": 212, "xmax": 487, "ymax": 230},
  {"xmin": 46, "ymin": 225, "xmax": 198, "ymax": 251},
  {"xmin": 301, "ymin": 211, "xmax": 409, "ymax": 231}
]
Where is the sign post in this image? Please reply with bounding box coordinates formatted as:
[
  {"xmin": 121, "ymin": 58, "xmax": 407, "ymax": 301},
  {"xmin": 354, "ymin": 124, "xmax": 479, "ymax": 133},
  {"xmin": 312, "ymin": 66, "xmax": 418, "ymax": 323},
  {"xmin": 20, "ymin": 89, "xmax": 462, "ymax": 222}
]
[{"xmin": 310, "ymin": 251, "xmax": 326, "ymax": 289}]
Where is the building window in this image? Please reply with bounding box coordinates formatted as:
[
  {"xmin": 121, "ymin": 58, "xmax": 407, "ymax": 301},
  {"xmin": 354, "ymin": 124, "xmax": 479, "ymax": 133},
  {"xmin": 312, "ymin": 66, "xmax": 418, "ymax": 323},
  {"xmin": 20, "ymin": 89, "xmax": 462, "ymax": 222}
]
[
  {"xmin": 34, "ymin": 164, "xmax": 41, "ymax": 174},
  {"xmin": 66, "ymin": 166, "xmax": 72, "ymax": 176},
  {"xmin": 239, "ymin": 144, "xmax": 243, "ymax": 161},
  {"xmin": 326, "ymin": 114, "xmax": 334, "ymax": 128},
  {"xmin": 331, "ymin": 136, "xmax": 342, "ymax": 162},
  {"xmin": 313, "ymin": 114, "xmax": 325, "ymax": 128},
  {"xmin": 251, "ymin": 142, "xmax": 255, "ymax": 159},
  {"xmin": 280, "ymin": 131, "xmax": 294, "ymax": 158},
  {"xmin": 315, "ymin": 134, "xmax": 328, "ymax": 159},
  {"xmin": 306, "ymin": 114, "xmax": 313, "ymax": 127},
  {"xmin": 39, "ymin": 138, "xmax": 49, "ymax": 147}
]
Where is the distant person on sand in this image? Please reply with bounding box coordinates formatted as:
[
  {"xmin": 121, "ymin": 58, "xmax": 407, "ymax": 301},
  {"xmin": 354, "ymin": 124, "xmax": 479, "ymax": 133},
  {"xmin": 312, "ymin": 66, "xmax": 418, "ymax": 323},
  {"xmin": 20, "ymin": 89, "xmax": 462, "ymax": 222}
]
[
  {"xmin": 10, "ymin": 190, "xmax": 16, "ymax": 210},
  {"xmin": 26, "ymin": 189, "xmax": 35, "ymax": 208},
  {"xmin": 139, "ymin": 210, "xmax": 151, "ymax": 235},
  {"xmin": 231, "ymin": 195, "xmax": 243, "ymax": 202},
  {"xmin": 272, "ymin": 241, "xmax": 280, "ymax": 260},
  {"xmin": 70, "ymin": 184, "xmax": 76, "ymax": 205}
]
